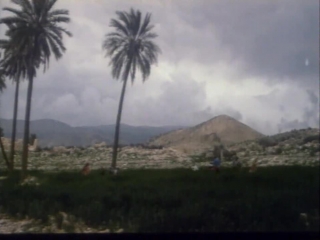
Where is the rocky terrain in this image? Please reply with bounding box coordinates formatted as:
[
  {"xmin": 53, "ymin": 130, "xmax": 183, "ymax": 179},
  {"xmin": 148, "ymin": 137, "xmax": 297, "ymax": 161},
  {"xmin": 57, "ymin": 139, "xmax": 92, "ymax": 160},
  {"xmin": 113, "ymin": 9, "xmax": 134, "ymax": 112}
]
[
  {"xmin": 0, "ymin": 210, "xmax": 122, "ymax": 233},
  {"xmin": 0, "ymin": 127, "xmax": 319, "ymax": 171}
]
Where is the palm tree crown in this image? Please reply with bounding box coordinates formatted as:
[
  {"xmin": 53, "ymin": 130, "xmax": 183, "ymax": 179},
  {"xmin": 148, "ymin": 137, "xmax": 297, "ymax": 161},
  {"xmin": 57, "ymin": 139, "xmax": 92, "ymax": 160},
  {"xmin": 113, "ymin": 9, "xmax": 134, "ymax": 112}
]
[
  {"xmin": 0, "ymin": 0, "xmax": 72, "ymax": 75},
  {"xmin": 102, "ymin": 8, "xmax": 161, "ymax": 83},
  {"xmin": 0, "ymin": 38, "xmax": 37, "ymax": 82}
]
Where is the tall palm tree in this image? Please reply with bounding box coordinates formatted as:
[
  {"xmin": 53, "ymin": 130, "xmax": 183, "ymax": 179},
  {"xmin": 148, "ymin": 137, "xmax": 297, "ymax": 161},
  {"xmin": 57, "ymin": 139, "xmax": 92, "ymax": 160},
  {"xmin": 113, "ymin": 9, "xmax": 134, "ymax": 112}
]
[
  {"xmin": 0, "ymin": 56, "xmax": 9, "ymax": 170},
  {"xmin": 0, "ymin": 0, "xmax": 72, "ymax": 179},
  {"xmin": 0, "ymin": 37, "xmax": 36, "ymax": 172},
  {"xmin": 102, "ymin": 8, "xmax": 161, "ymax": 172}
]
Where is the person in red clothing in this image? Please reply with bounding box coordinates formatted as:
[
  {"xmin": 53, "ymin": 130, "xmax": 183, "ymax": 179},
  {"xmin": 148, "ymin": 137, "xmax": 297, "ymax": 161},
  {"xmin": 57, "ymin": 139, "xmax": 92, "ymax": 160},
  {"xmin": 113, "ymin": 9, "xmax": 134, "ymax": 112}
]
[{"xmin": 81, "ymin": 163, "xmax": 90, "ymax": 176}]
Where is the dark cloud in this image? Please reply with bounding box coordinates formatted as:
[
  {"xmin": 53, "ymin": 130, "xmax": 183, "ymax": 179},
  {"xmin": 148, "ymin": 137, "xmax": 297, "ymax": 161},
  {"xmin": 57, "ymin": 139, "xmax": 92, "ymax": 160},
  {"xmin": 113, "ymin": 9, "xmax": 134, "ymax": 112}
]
[
  {"xmin": 175, "ymin": 0, "xmax": 319, "ymax": 86},
  {"xmin": 0, "ymin": 0, "xmax": 319, "ymax": 136}
]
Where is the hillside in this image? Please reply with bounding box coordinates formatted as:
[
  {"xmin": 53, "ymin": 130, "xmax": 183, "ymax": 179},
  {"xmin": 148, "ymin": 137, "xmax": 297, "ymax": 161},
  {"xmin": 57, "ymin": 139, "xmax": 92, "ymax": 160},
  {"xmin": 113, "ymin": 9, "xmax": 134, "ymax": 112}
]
[
  {"xmin": 0, "ymin": 118, "xmax": 185, "ymax": 147},
  {"xmin": 148, "ymin": 115, "xmax": 264, "ymax": 154}
]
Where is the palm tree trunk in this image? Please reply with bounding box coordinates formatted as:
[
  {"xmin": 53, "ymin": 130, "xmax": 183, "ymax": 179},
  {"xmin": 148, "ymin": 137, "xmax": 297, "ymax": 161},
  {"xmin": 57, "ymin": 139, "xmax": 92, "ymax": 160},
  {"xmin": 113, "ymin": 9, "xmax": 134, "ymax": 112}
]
[
  {"xmin": 111, "ymin": 59, "xmax": 133, "ymax": 170},
  {"xmin": 111, "ymin": 77, "xmax": 129, "ymax": 170},
  {"xmin": 21, "ymin": 76, "xmax": 33, "ymax": 180},
  {"xmin": 9, "ymin": 76, "xmax": 20, "ymax": 172},
  {"xmin": 0, "ymin": 136, "xmax": 10, "ymax": 169}
]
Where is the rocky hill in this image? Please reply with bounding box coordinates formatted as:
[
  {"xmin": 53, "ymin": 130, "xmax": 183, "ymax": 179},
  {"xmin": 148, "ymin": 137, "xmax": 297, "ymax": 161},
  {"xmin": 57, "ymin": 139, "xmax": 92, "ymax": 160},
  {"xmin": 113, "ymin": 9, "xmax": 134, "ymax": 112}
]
[{"xmin": 147, "ymin": 115, "xmax": 264, "ymax": 154}]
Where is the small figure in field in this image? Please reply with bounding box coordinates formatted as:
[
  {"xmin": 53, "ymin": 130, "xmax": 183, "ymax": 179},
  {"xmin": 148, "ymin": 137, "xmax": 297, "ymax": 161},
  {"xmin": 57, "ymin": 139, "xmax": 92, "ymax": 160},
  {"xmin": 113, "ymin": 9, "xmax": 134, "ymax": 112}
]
[
  {"xmin": 210, "ymin": 156, "xmax": 221, "ymax": 173},
  {"xmin": 249, "ymin": 159, "xmax": 258, "ymax": 173},
  {"xmin": 81, "ymin": 163, "xmax": 90, "ymax": 176}
]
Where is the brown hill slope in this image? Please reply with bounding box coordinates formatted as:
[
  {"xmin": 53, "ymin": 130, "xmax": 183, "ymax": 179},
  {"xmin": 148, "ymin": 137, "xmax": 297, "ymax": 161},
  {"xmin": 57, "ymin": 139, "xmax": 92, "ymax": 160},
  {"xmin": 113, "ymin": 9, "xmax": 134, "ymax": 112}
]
[{"xmin": 148, "ymin": 115, "xmax": 264, "ymax": 154}]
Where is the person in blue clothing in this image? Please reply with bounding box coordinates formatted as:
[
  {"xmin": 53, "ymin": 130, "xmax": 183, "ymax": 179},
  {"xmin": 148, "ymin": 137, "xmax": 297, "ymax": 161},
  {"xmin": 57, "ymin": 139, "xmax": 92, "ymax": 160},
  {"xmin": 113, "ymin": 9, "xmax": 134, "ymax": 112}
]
[{"xmin": 210, "ymin": 156, "xmax": 221, "ymax": 173}]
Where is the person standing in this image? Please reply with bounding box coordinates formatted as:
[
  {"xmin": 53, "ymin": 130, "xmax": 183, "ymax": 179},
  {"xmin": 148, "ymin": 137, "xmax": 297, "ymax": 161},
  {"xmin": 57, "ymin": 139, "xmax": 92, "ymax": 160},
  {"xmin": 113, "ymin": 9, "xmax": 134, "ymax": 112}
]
[{"xmin": 212, "ymin": 157, "xmax": 221, "ymax": 173}]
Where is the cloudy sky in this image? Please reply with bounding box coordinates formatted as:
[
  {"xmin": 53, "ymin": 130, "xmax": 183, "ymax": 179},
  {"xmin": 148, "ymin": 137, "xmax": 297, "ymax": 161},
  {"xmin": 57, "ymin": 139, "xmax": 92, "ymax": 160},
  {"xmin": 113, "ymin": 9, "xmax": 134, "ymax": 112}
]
[{"xmin": 0, "ymin": 0, "xmax": 319, "ymax": 135}]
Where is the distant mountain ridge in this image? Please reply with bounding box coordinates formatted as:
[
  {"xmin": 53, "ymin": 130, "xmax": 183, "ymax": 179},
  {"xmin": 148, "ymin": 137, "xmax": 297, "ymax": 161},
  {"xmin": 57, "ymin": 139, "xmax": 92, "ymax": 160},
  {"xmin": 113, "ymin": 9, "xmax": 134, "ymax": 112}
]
[{"xmin": 0, "ymin": 118, "xmax": 186, "ymax": 147}]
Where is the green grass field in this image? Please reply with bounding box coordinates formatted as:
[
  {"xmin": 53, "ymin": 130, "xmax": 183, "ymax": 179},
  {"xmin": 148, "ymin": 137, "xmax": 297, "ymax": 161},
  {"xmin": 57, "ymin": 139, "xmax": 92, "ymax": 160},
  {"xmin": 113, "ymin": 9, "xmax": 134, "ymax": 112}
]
[{"xmin": 0, "ymin": 166, "xmax": 319, "ymax": 232}]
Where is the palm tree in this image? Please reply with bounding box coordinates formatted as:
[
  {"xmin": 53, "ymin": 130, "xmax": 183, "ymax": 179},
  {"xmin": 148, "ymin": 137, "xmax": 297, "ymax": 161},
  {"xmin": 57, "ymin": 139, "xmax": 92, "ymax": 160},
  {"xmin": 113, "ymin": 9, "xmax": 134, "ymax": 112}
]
[
  {"xmin": 0, "ymin": 56, "xmax": 9, "ymax": 170},
  {"xmin": 0, "ymin": 37, "xmax": 36, "ymax": 172},
  {"xmin": 0, "ymin": 0, "xmax": 72, "ymax": 179},
  {"xmin": 102, "ymin": 8, "xmax": 161, "ymax": 172}
]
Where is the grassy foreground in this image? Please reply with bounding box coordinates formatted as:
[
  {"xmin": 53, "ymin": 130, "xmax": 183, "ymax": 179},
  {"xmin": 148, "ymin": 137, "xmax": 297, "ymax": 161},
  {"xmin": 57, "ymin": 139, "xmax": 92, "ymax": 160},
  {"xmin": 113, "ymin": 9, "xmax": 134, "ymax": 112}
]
[{"xmin": 0, "ymin": 166, "xmax": 319, "ymax": 232}]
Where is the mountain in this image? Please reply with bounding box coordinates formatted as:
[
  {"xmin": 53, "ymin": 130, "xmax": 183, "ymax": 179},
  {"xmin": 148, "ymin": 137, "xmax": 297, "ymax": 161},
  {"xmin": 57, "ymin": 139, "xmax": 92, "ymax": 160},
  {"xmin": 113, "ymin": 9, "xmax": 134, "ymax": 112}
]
[
  {"xmin": 147, "ymin": 115, "xmax": 264, "ymax": 154},
  {"xmin": 0, "ymin": 118, "xmax": 185, "ymax": 147}
]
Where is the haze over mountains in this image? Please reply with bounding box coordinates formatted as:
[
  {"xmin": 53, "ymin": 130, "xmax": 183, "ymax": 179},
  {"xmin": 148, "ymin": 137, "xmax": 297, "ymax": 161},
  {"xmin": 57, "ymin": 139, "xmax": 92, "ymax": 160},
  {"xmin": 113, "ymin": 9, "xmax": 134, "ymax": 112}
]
[
  {"xmin": 0, "ymin": 115, "xmax": 267, "ymax": 150},
  {"xmin": 0, "ymin": 118, "xmax": 184, "ymax": 147}
]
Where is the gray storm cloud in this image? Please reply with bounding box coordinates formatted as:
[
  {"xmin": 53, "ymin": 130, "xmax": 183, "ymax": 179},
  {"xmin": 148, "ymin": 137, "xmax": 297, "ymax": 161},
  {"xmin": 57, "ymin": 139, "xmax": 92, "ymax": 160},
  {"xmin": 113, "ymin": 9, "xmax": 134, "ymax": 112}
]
[
  {"xmin": 0, "ymin": 0, "xmax": 319, "ymax": 135},
  {"xmin": 174, "ymin": 0, "xmax": 319, "ymax": 86}
]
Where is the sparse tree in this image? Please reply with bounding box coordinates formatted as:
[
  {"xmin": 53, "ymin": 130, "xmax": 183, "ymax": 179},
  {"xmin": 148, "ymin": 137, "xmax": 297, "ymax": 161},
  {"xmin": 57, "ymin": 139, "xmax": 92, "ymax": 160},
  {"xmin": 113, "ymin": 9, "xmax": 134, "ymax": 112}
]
[
  {"xmin": 102, "ymin": 8, "xmax": 161, "ymax": 172},
  {"xmin": 0, "ymin": 0, "xmax": 72, "ymax": 180}
]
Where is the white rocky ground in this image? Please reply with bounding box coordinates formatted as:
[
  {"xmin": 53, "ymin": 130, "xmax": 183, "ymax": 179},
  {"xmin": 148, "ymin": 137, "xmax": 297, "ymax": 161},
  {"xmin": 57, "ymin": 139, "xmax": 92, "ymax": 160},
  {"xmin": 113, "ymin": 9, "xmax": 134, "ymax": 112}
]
[
  {"xmin": 0, "ymin": 211, "xmax": 122, "ymax": 233},
  {"xmin": 1, "ymin": 130, "xmax": 319, "ymax": 171}
]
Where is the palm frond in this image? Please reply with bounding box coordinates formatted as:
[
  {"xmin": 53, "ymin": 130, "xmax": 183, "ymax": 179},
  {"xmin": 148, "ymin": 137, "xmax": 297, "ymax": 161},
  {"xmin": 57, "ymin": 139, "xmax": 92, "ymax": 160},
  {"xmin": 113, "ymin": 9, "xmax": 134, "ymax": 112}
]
[
  {"xmin": 48, "ymin": 9, "xmax": 69, "ymax": 17},
  {"xmin": 0, "ymin": 16, "xmax": 27, "ymax": 25},
  {"xmin": 49, "ymin": 16, "xmax": 70, "ymax": 24},
  {"xmin": 2, "ymin": 7, "xmax": 30, "ymax": 21},
  {"xmin": 115, "ymin": 11, "xmax": 131, "ymax": 32},
  {"xmin": 138, "ymin": 13, "xmax": 151, "ymax": 37},
  {"xmin": 12, "ymin": 0, "xmax": 33, "ymax": 14},
  {"xmin": 110, "ymin": 19, "xmax": 129, "ymax": 36},
  {"xmin": 46, "ymin": 0, "xmax": 58, "ymax": 13}
]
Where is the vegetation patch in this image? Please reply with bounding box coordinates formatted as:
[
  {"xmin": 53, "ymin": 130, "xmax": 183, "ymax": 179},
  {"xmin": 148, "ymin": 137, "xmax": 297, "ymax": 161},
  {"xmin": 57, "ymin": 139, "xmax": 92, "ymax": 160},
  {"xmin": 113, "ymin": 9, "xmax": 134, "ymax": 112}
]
[{"xmin": 0, "ymin": 167, "xmax": 319, "ymax": 232}]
